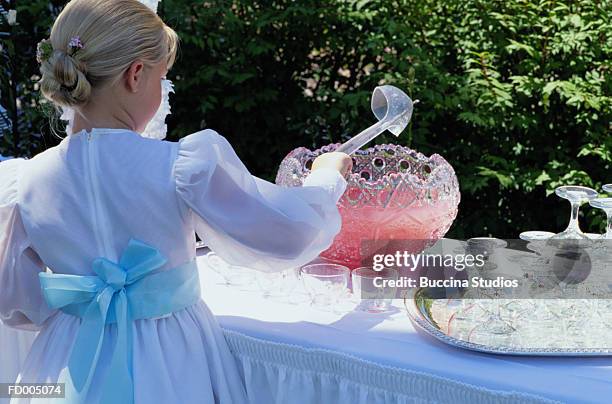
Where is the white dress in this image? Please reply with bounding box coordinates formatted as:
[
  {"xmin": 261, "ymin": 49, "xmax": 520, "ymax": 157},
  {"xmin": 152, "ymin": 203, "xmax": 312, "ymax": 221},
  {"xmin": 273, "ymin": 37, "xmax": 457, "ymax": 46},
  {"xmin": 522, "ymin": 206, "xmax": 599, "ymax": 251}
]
[{"xmin": 0, "ymin": 128, "xmax": 347, "ymax": 403}]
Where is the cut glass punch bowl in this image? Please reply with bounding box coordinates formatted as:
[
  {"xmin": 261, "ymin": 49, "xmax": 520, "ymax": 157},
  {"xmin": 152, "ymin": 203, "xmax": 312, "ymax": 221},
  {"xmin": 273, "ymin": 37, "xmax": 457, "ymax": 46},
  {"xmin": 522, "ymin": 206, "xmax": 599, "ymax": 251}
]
[{"xmin": 276, "ymin": 143, "xmax": 461, "ymax": 269}]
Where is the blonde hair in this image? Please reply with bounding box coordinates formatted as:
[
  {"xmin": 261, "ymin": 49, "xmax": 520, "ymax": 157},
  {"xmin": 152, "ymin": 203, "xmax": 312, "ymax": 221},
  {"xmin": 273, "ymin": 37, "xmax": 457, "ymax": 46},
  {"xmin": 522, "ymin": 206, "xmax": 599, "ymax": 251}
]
[{"xmin": 39, "ymin": 0, "xmax": 178, "ymax": 109}]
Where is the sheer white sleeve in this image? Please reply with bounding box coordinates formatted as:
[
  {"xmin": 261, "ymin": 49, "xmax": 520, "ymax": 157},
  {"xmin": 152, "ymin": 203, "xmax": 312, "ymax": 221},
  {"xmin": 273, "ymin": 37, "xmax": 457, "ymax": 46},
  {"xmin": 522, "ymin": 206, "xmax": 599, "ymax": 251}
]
[
  {"xmin": 173, "ymin": 129, "xmax": 347, "ymax": 272},
  {"xmin": 0, "ymin": 159, "xmax": 56, "ymax": 330}
]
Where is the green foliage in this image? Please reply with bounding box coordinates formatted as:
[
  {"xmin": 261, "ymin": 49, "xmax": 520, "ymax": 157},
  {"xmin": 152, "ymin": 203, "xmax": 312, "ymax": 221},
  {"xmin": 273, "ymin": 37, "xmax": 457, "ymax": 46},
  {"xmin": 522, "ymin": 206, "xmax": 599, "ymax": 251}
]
[
  {"xmin": 1, "ymin": 0, "xmax": 610, "ymax": 237},
  {"xmin": 0, "ymin": 0, "xmax": 62, "ymax": 156}
]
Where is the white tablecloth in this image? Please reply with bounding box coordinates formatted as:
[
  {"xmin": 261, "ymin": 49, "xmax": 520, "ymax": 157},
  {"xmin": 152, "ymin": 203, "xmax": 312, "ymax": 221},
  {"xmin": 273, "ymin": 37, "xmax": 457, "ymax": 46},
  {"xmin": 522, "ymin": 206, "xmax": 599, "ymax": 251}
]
[
  {"xmin": 2, "ymin": 251, "xmax": 612, "ymax": 403},
  {"xmin": 198, "ymin": 251, "xmax": 612, "ymax": 404}
]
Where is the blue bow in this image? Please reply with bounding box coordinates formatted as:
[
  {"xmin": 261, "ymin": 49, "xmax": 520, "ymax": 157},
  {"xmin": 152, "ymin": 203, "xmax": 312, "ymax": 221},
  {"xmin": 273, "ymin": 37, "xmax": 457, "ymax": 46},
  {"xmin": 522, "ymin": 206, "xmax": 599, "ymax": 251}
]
[{"xmin": 39, "ymin": 239, "xmax": 200, "ymax": 404}]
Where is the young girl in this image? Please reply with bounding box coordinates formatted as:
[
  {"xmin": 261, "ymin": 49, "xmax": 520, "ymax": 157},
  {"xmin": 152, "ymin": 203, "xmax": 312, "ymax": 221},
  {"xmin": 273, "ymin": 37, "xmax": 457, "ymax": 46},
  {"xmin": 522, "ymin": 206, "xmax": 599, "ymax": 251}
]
[{"xmin": 0, "ymin": 0, "xmax": 351, "ymax": 403}]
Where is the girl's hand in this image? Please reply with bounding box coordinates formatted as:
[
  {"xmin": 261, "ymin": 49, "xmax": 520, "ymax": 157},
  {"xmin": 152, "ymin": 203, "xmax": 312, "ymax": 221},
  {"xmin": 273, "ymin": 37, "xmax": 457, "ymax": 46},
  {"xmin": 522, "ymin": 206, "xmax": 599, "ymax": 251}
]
[{"xmin": 311, "ymin": 152, "xmax": 353, "ymax": 178}]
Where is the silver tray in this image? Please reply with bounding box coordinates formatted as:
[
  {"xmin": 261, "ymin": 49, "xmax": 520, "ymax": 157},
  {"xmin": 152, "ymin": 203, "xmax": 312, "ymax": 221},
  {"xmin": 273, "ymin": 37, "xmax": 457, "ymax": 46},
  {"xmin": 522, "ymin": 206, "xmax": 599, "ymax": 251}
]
[{"xmin": 404, "ymin": 288, "xmax": 612, "ymax": 356}]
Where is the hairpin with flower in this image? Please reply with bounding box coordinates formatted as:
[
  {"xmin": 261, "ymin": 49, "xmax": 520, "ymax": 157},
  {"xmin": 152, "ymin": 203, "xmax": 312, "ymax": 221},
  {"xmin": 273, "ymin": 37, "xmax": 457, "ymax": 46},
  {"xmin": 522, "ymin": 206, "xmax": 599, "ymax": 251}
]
[
  {"xmin": 36, "ymin": 36, "xmax": 84, "ymax": 64},
  {"xmin": 68, "ymin": 36, "xmax": 84, "ymax": 54},
  {"xmin": 36, "ymin": 39, "xmax": 53, "ymax": 64}
]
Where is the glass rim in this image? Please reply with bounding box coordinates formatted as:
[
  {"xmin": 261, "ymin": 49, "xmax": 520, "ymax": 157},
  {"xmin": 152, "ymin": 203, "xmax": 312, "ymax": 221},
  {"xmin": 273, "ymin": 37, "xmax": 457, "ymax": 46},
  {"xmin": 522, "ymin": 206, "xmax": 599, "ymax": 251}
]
[
  {"xmin": 590, "ymin": 198, "xmax": 612, "ymax": 208},
  {"xmin": 301, "ymin": 263, "xmax": 350, "ymax": 276},
  {"xmin": 555, "ymin": 185, "xmax": 598, "ymax": 192},
  {"xmin": 467, "ymin": 237, "xmax": 508, "ymax": 247},
  {"xmin": 281, "ymin": 143, "xmax": 459, "ymax": 190},
  {"xmin": 352, "ymin": 266, "xmax": 398, "ymax": 278},
  {"xmin": 555, "ymin": 185, "xmax": 598, "ymax": 200},
  {"xmin": 519, "ymin": 231, "xmax": 555, "ymax": 241}
]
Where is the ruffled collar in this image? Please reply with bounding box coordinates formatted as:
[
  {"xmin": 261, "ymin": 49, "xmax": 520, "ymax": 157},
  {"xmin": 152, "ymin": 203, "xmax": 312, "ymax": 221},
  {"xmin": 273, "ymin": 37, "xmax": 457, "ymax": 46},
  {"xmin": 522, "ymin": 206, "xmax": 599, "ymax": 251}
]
[{"xmin": 60, "ymin": 79, "xmax": 174, "ymax": 141}]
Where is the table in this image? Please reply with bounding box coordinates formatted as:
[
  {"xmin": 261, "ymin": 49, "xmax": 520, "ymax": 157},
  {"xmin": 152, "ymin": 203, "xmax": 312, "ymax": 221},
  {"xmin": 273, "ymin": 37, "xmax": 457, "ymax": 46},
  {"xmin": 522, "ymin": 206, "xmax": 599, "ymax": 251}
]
[
  {"xmin": 2, "ymin": 250, "xmax": 612, "ymax": 403},
  {"xmin": 199, "ymin": 250, "xmax": 612, "ymax": 404}
]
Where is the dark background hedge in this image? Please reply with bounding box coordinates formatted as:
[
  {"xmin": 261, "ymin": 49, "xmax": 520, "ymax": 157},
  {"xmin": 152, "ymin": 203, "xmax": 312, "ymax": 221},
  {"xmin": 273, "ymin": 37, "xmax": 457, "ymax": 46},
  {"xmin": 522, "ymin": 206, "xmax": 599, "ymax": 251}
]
[{"xmin": 1, "ymin": 0, "xmax": 610, "ymax": 238}]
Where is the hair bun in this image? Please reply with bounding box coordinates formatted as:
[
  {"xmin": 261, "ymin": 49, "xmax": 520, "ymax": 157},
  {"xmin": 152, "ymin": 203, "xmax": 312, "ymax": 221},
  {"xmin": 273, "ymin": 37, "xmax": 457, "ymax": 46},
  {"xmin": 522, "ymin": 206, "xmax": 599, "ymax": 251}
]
[
  {"xmin": 39, "ymin": 0, "xmax": 179, "ymax": 115},
  {"xmin": 40, "ymin": 49, "xmax": 91, "ymax": 108}
]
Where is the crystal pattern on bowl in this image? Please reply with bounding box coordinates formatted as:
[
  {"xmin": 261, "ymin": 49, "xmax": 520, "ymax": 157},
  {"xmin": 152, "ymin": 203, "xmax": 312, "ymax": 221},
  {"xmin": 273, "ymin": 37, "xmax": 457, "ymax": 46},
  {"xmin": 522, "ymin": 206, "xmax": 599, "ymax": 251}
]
[{"xmin": 276, "ymin": 143, "xmax": 461, "ymax": 268}]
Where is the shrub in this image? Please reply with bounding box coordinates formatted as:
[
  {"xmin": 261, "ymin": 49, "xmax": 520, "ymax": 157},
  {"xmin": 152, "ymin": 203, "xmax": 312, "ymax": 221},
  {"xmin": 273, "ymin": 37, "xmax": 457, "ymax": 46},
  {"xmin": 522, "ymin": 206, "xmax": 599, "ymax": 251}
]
[{"xmin": 2, "ymin": 0, "xmax": 610, "ymax": 237}]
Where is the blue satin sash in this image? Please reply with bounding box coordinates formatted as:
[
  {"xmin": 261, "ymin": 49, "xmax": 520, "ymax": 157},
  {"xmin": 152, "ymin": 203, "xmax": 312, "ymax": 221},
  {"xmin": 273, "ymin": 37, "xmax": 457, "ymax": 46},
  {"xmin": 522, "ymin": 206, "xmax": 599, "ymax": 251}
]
[{"xmin": 39, "ymin": 238, "xmax": 201, "ymax": 404}]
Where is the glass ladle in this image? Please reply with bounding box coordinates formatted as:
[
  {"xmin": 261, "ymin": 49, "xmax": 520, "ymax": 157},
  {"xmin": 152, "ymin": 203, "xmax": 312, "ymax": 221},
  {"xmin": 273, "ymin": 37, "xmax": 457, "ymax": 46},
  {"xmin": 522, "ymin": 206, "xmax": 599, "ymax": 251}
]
[{"xmin": 335, "ymin": 85, "xmax": 414, "ymax": 155}]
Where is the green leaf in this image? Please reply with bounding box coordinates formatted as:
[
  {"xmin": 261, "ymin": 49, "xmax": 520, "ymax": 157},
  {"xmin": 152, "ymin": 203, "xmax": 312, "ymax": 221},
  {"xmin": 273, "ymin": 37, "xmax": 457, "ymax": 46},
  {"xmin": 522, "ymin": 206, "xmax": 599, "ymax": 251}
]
[
  {"xmin": 477, "ymin": 166, "xmax": 514, "ymax": 188},
  {"xmin": 505, "ymin": 39, "xmax": 538, "ymax": 58}
]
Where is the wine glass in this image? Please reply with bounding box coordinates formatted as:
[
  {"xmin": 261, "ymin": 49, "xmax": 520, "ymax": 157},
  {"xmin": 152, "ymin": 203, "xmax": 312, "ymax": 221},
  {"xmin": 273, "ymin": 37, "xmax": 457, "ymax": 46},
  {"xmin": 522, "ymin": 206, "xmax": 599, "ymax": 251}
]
[
  {"xmin": 301, "ymin": 263, "xmax": 350, "ymax": 309},
  {"xmin": 351, "ymin": 266, "xmax": 398, "ymax": 313},
  {"xmin": 519, "ymin": 231, "xmax": 554, "ymax": 241},
  {"xmin": 595, "ymin": 188, "xmax": 612, "ymax": 301},
  {"xmin": 519, "ymin": 231, "xmax": 556, "ymax": 285},
  {"xmin": 550, "ymin": 186, "xmax": 598, "ymax": 240},
  {"xmin": 256, "ymin": 268, "xmax": 301, "ymax": 301},
  {"xmin": 589, "ymin": 198, "xmax": 612, "ymax": 239},
  {"xmin": 497, "ymin": 239, "xmax": 562, "ymax": 328},
  {"xmin": 205, "ymin": 251, "xmax": 256, "ymax": 289},
  {"xmin": 465, "ymin": 238, "xmax": 515, "ymax": 335},
  {"xmin": 466, "ymin": 237, "xmax": 508, "ymax": 269}
]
